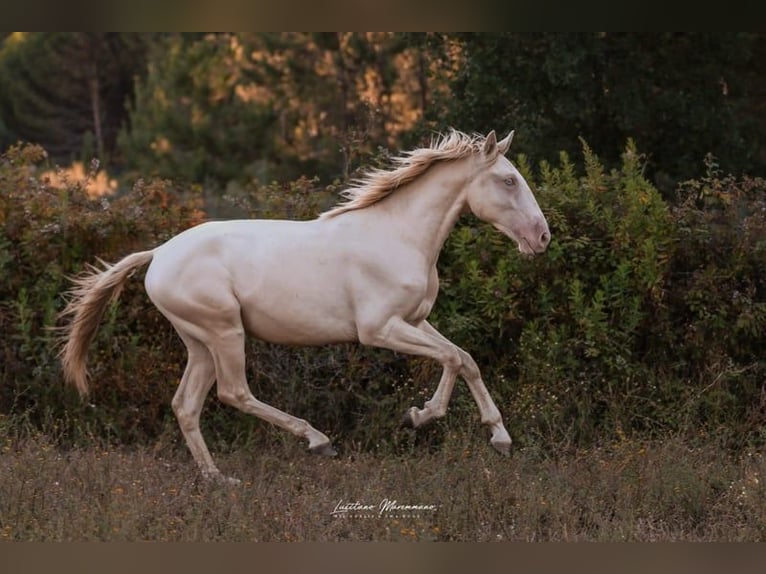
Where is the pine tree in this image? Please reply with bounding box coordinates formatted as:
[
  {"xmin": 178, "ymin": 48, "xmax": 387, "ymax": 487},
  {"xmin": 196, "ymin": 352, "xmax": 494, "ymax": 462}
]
[
  {"xmin": 433, "ymin": 33, "xmax": 765, "ymax": 192},
  {"xmin": 0, "ymin": 33, "xmax": 150, "ymax": 164}
]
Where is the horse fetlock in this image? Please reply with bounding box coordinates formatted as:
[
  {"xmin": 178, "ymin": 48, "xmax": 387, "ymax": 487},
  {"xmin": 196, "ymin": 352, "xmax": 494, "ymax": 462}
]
[
  {"xmin": 423, "ymin": 401, "xmax": 447, "ymax": 420},
  {"xmin": 216, "ymin": 388, "xmax": 250, "ymax": 408},
  {"xmin": 480, "ymin": 408, "xmax": 503, "ymax": 427},
  {"xmin": 403, "ymin": 404, "xmax": 445, "ymax": 428}
]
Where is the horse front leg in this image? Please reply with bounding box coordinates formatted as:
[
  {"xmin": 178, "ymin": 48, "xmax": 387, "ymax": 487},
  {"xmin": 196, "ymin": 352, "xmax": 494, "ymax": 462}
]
[
  {"xmin": 402, "ymin": 365, "xmax": 457, "ymax": 428},
  {"xmin": 360, "ymin": 317, "xmax": 511, "ymax": 455},
  {"xmin": 406, "ymin": 321, "xmax": 511, "ymax": 455}
]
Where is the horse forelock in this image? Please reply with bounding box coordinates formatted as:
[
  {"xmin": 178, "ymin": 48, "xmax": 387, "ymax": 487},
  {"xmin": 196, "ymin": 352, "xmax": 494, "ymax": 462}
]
[{"xmin": 320, "ymin": 129, "xmax": 496, "ymax": 218}]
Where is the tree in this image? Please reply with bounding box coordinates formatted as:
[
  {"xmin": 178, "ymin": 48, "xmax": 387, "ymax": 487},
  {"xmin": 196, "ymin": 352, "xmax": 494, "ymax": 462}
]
[
  {"xmin": 0, "ymin": 33, "xmax": 150, "ymax": 165},
  {"xmin": 117, "ymin": 33, "xmax": 430, "ymax": 187},
  {"xmin": 431, "ymin": 33, "xmax": 765, "ymax": 193},
  {"xmin": 117, "ymin": 34, "xmax": 281, "ymax": 185}
]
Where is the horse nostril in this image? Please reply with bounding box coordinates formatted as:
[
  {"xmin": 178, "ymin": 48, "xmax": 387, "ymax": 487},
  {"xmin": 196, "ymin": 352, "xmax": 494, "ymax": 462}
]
[{"xmin": 540, "ymin": 231, "xmax": 550, "ymax": 246}]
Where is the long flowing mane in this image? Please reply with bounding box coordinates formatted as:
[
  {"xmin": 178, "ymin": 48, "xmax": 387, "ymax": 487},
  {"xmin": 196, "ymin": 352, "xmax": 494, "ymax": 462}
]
[{"xmin": 320, "ymin": 129, "xmax": 490, "ymax": 218}]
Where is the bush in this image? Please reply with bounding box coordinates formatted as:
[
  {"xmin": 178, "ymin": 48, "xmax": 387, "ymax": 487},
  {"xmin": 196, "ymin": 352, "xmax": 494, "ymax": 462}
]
[
  {"xmin": 0, "ymin": 143, "xmax": 205, "ymax": 443},
  {"xmin": 1, "ymin": 140, "xmax": 764, "ymax": 454},
  {"xmin": 434, "ymin": 141, "xmax": 673, "ymax": 444},
  {"xmin": 665, "ymin": 159, "xmax": 766, "ymax": 442},
  {"xmin": 434, "ymin": 142, "xmax": 765, "ymax": 447}
]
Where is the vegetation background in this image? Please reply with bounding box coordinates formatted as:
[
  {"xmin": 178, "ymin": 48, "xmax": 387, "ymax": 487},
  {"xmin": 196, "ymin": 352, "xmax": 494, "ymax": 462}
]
[{"xmin": 0, "ymin": 33, "xmax": 764, "ymax": 541}]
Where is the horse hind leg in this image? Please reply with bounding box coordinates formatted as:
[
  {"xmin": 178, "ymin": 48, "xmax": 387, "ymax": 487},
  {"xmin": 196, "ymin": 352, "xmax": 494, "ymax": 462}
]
[
  {"xmin": 209, "ymin": 327, "xmax": 337, "ymax": 457},
  {"xmin": 170, "ymin": 332, "xmax": 233, "ymax": 482}
]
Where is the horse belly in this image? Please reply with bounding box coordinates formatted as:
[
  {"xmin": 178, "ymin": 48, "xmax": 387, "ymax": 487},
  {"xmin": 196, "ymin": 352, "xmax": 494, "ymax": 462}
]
[
  {"xmin": 238, "ymin": 292, "xmax": 357, "ymax": 345},
  {"xmin": 235, "ymin": 261, "xmax": 358, "ymax": 345}
]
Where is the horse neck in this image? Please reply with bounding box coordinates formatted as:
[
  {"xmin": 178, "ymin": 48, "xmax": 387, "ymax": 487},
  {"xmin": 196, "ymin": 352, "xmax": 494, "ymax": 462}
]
[{"xmin": 371, "ymin": 157, "xmax": 474, "ymax": 262}]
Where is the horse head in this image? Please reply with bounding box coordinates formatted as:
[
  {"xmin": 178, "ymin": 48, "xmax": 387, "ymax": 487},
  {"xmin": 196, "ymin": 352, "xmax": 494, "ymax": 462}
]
[{"xmin": 465, "ymin": 130, "xmax": 550, "ymax": 255}]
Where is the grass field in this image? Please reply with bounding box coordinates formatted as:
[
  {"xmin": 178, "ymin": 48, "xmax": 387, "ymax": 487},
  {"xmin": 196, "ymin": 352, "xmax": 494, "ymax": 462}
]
[{"xmin": 1, "ymin": 422, "xmax": 764, "ymax": 542}]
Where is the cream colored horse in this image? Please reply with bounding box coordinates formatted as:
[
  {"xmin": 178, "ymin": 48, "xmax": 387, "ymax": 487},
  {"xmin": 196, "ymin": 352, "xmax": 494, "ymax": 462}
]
[{"xmin": 60, "ymin": 129, "xmax": 550, "ymax": 482}]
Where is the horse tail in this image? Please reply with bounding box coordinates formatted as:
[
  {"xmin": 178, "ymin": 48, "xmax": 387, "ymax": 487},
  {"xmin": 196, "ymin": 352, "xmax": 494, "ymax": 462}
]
[{"xmin": 59, "ymin": 250, "xmax": 155, "ymax": 397}]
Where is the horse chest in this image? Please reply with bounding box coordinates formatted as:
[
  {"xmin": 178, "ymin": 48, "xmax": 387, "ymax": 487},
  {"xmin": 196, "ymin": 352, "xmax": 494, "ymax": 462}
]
[
  {"xmin": 405, "ymin": 268, "xmax": 439, "ymax": 323},
  {"xmin": 409, "ymin": 297, "xmax": 435, "ymax": 324}
]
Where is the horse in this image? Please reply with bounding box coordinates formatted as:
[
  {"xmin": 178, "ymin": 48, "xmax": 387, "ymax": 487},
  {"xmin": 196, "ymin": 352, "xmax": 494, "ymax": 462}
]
[{"xmin": 60, "ymin": 129, "xmax": 550, "ymax": 483}]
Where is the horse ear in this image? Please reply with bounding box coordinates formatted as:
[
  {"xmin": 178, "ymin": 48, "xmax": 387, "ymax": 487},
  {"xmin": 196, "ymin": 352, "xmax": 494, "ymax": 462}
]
[
  {"xmin": 483, "ymin": 130, "xmax": 497, "ymax": 155},
  {"xmin": 497, "ymin": 130, "xmax": 514, "ymax": 155}
]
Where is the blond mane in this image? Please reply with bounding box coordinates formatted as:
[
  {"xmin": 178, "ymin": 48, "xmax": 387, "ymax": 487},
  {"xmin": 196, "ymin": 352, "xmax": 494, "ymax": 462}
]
[{"xmin": 320, "ymin": 129, "xmax": 493, "ymax": 218}]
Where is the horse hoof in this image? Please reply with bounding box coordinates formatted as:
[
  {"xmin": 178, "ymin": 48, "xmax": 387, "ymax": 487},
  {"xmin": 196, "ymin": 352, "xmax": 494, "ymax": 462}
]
[
  {"xmin": 309, "ymin": 442, "xmax": 337, "ymax": 457},
  {"xmin": 401, "ymin": 407, "xmax": 418, "ymax": 428},
  {"xmin": 202, "ymin": 471, "xmax": 241, "ymax": 486},
  {"xmin": 490, "ymin": 438, "xmax": 512, "ymax": 457}
]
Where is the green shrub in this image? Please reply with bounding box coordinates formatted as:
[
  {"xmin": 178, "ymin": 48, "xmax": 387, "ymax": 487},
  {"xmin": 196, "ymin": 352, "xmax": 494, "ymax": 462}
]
[
  {"xmin": 665, "ymin": 158, "xmax": 766, "ymax": 443},
  {"xmin": 0, "ymin": 143, "xmax": 205, "ymax": 443},
  {"xmin": 434, "ymin": 142, "xmax": 765, "ymax": 447},
  {"xmin": 434, "ymin": 141, "xmax": 674, "ymax": 444},
  {"xmin": 1, "ymin": 140, "xmax": 764, "ymax": 454}
]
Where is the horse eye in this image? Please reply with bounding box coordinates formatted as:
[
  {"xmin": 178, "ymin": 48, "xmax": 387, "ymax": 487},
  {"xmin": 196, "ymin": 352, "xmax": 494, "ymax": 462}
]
[{"xmin": 504, "ymin": 177, "xmax": 516, "ymax": 187}]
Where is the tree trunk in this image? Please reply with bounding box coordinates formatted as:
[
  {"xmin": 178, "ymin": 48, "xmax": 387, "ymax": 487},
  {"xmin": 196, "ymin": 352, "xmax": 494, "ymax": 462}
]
[{"xmin": 88, "ymin": 62, "xmax": 105, "ymax": 163}]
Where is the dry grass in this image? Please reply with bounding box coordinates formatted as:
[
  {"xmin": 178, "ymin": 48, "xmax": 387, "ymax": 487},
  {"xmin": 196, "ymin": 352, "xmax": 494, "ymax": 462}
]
[{"xmin": 0, "ymin": 426, "xmax": 764, "ymax": 542}]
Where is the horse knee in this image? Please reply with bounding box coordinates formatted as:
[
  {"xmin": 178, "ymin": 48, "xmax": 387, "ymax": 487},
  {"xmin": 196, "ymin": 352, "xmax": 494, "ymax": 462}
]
[
  {"xmin": 217, "ymin": 387, "xmax": 250, "ymax": 408},
  {"xmin": 171, "ymin": 394, "xmax": 183, "ymax": 415},
  {"xmin": 443, "ymin": 346, "xmax": 462, "ymax": 371}
]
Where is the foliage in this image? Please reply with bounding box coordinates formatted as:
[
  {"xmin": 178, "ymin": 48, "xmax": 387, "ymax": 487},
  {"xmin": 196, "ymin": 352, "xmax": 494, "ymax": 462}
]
[
  {"xmin": 1, "ymin": 139, "xmax": 764, "ymax": 453},
  {"xmin": 0, "ymin": 33, "xmax": 150, "ymax": 164},
  {"xmin": 117, "ymin": 33, "xmax": 429, "ymax": 188},
  {"xmin": 2, "ymin": 32, "xmax": 764, "ymax": 196},
  {"xmin": 665, "ymin": 160, "xmax": 766, "ymax": 437},
  {"xmin": 0, "ymin": 143, "xmax": 205, "ymax": 442},
  {"xmin": 117, "ymin": 34, "xmax": 280, "ymax": 186},
  {"xmin": 434, "ymin": 33, "xmax": 765, "ymax": 195}
]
